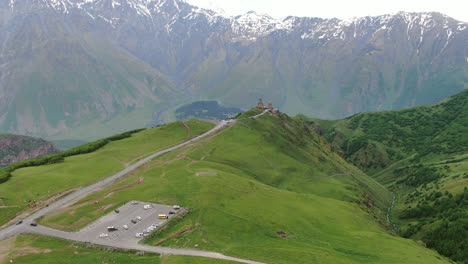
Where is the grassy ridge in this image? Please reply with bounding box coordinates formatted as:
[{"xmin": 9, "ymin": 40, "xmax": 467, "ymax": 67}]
[
  {"xmin": 0, "ymin": 120, "xmax": 214, "ymax": 226},
  {"xmin": 0, "ymin": 129, "xmax": 144, "ymax": 184},
  {"xmin": 312, "ymin": 89, "xmax": 468, "ymax": 262},
  {"xmin": 39, "ymin": 113, "xmax": 447, "ymax": 263}
]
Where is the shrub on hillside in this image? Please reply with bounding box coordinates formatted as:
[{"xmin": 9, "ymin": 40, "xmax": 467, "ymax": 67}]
[
  {"xmin": 0, "ymin": 128, "xmax": 144, "ymax": 184},
  {"xmin": 400, "ymin": 188, "xmax": 468, "ymax": 263}
]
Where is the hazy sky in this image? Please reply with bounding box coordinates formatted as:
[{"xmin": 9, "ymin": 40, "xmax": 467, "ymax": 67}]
[{"xmin": 186, "ymin": 0, "xmax": 468, "ymax": 22}]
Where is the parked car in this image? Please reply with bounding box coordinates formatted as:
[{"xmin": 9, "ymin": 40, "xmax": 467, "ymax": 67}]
[
  {"xmin": 131, "ymin": 219, "xmax": 137, "ymax": 224},
  {"xmin": 16, "ymin": 220, "xmax": 23, "ymax": 225},
  {"xmin": 136, "ymin": 216, "xmax": 142, "ymax": 221},
  {"xmin": 123, "ymin": 225, "xmax": 129, "ymax": 230},
  {"xmin": 30, "ymin": 222, "xmax": 37, "ymax": 227},
  {"xmin": 99, "ymin": 234, "xmax": 108, "ymax": 238},
  {"xmin": 169, "ymin": 211, "xmax": 175, "ymax": 215},
  {"xmin": 158, "ymin": 214, "xmax": 169, "ymax": 219},
  {"xmin": 114, "ymin": 209, "xmax": 120, "ymax": 213}
]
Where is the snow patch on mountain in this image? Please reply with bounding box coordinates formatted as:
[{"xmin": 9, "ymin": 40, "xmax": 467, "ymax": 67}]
[
  {"xmin": 185, "ymin": 0, "xmax": 227, "ymax": 15},
  {"xmin": 232, "ymin": 11, "xmax": 282, "ymax": 37},
  {"xmin": 7, "ymin": 0, "xmax": 467, "ymax": 44}
]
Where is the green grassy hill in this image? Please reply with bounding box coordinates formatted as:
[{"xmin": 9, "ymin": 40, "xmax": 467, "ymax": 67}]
[
  {"xmin": 0, "ymin": 120, "xmax": 213, "ymax": 227},
  {"xmin": 0, "ymin": 234, "xmax": 234, "ymax": 264},
  {"xmin": 310, "ymin": 89, "xmax": 468, "ymax": 262},
  {"xmin": 22, "ymin": 112, "xmax": 449, "ymax": 264}
]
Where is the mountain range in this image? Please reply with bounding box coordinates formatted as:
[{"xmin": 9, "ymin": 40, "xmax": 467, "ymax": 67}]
[{"xmin": 0, "ymin": 0, "xmax": 467, "ymax": 142}]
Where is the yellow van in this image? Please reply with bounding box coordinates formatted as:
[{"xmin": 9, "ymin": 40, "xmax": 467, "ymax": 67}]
[{"xmin": 158, "ymin": 214, "xmax": 168, "ymax": 219}]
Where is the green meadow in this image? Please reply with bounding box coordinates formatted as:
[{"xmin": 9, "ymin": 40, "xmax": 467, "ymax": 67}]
[
  {"xmin": 39, "ymin": 113, "xmax": 449, "ymax": 264},
  {"xmin": 0, "ymin": 120, "xmax": 214, "ymax": 226},
  {"xmin": 0, "ymin": 234, "xmax": 234, "ymax": 264}
]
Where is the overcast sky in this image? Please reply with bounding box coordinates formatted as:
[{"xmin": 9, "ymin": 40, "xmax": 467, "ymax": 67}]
[{"xmin": 186, "ymin": 0, "xmax": 468, "ymax": 22}]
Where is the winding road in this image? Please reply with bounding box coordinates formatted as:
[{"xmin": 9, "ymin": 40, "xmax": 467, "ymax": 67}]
[{"xmin": 0, "ymin": 112, "xmax": 270, "ymax": 264}]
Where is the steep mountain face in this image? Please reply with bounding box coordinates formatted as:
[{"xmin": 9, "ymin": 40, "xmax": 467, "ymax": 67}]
[
  {"xmin": 0, "ymin": 0, "xmax": 467, "ymax": 140},
  {"xmin": 0, "ymin": 0, "xmax": 178, "ymax": 138},
  {"xmin": 0, "ymin": 133, "xmax": 59, "ymax": 166},
  {"xmin": 311, "ymin": 90, "xmax": 468, "ymax": 262}
]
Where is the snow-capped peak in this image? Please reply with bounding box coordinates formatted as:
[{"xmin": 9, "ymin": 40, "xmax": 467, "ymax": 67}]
[
  {"xmin": 8, "ymin": 0, "xmax": 74, "ymax": 13},
  {"xmin": 5, "ymin": 1, "xmax": 466, "ymax": 43},
  {"xmin": 230, "ymin": 10, "xmax": 300, "ymax": 38},
  {"xmin": 184, "ymin": 0, "xmax": 226, "ymax": 16}
]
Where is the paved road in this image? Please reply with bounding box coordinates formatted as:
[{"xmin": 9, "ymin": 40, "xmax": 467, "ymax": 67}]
[
  {"xmin": 0, "ymin": 118, "xmax": 267, "ymax": 263},
  {"xmin": 0, "ymin": 120, "xmax": 232, "ymax": 240},
  {"xmin": 21, "ymin": 224, "xmax": 264, "ymax": 264}
]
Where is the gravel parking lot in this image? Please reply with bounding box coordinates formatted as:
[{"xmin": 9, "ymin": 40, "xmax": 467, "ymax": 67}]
[{"xmin": 75, "ymin": 201, "xmax": 183, "ymax": 243}]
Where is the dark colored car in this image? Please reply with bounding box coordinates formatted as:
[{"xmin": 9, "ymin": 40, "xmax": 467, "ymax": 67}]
[
  {"xmin": 168, "ymin": 211, "xmax": 175, "ymax": 215},
  {"xmin": 131, "ymin": 219, "xmax": 137, "ymax": 224},
  {"xmin": 114, "ymin": 209, "xmax": 120, "ymax": 213},
  {"xmin": 30, "ymin": 222, "xmax": 37, "ymax": 227},
  {"xmin": 16, "ymin": 220, "xmax": 23, "ymax": 225}
]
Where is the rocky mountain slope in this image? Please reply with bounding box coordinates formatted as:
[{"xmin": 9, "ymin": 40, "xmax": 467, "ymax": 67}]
[
  {"xmin": 0, "ymin": 0, "xmax": 467, "ymax": 141},
  {"xmin": 0, "ymin": 133, "xmax": 58, "ymax": 166}
]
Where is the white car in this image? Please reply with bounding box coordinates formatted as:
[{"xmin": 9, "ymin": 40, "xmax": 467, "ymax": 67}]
[
  {"xmin": 136, "ymin": 216, "xmax": 142, "ymax": 221},
  {"xmin": 143, "ymin": 204, "xmax": 152, "ymax": 210},
  {"xmin": 131, "ymin": 201, "xmax": 139, "ymax": 205},
  {"xmin": 173, "ymin": 205, "xmax": 180, "ymax": 210},
  {"xmin": 99, "ymin": 233, "xmax": 108, "ymax": 238},
  {"xmin": 135, "ymin": 233, "xmax": 143, "ymax": 238},
  {"xmin": 122, "ymin": 225, "xmax": 129, "ymax": 230}
]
